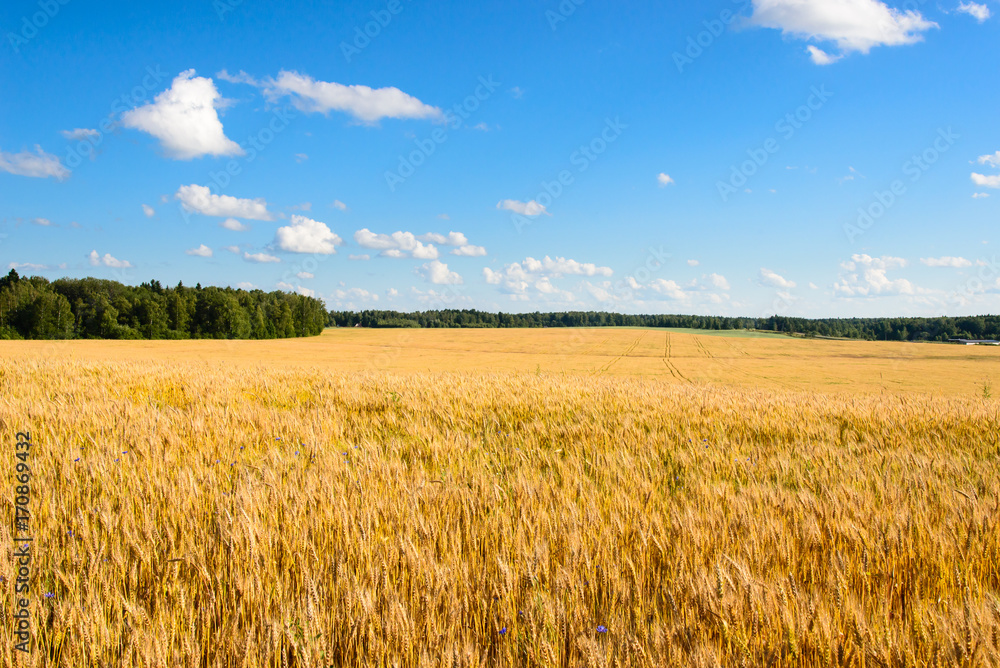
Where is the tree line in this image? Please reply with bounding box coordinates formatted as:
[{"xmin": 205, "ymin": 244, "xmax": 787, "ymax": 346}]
[
  {"xmin": 0, "ymin": 269, "xmax": 327, "ymax": 340},
  {"xmin": 327, "ymin": 309, "xmax": 1000, "ymax": 342}
]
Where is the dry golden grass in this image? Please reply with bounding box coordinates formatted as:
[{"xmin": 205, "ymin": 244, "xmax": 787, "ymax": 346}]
[
  {"xmin": 7, "ymin": 327, "xmax": 1000, "ymax": 395},
  {"xmin": 0, "ymin": 331, "xmax": 998, "ymax": 666}
]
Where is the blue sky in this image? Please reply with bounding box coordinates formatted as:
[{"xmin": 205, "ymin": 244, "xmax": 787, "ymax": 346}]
[{"xmin": 1, "ymin": 0, "xmax": 998, "ymax": 317}]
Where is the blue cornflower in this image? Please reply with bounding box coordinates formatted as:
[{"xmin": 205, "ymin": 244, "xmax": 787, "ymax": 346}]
[
  {"xmin": 295, "ymin": 451, "xmax": 299, "ymax": 455},
  {"xmin": 74, "ymin": 458, "xmax": 80, "ymax": 462},
  {"xmin": 499, "ymin": 627, "xmax": 507, "ymax": 635},
  {"xmin": 597, "ymin": 625, "xmax": 608, "ymax": 633},
  {"xmin": 240, "ymin": 446, "xmax": 244, "ymax": 450},
  {"xmin": 114, "ymin": 458, "xmax": 119, "ymax": 462},
  {"xmin": 44, "ymin": 592, "xmax": 54, "ymax": 598},
  {"xmin": 122, "ymin": 451, "xmax": 128, "ymax": 454},
  {"xmin": 275, "ymin": 437, "xmax": 281, "ymax": 441}
]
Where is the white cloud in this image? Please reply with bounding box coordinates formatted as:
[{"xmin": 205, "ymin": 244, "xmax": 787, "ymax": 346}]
[
  {"xmin": 972, "ymin": 192, "xmax": 991, "ymax": 199},
  {"xmin": 808, "ymin": 282, "xmax": 819, "ymax": 289},
  {"xmin": 275, "ymin": 215, "xmax": 343, "ymax": 254},
  {"xmin": 348, "ymin": 254, "xmax": 370, "ymax": 261},
  {"xmin": 61, "ymin": 128, "xmax": 99, "ymax": 141},
  {"xmin": 276, "ymin": 281, "xmax": 295, "ymax": 291},
  {"xmin": 297, "ymin": 272, "xmax": 314, "ymax": 279},
  {"xmin": 957, "ymin": 2, "xmax": 990, "ymax": 22},
  {"xmin": 418, "ymin": 231, "xmax": 468, "ymax": 246},
  {"xmin": 0, "ymin": 145, "xmax": 70, "ymax": 180},
  {"xmin": 920, "ymin": 256, "xmax": 972, "ymax": 268},
  {"xmin": 142, "ymin": 204, "xmax": 155, "ymax": 218},
  {"xmin": 31, "ymin": 218, "xmax": 52, "ymax": 226},
  {"xmin": 175, "ymin": 184, "xmax": 273, "ymax": 220},
  {"xmin": 705, "ymin": 273, "xmax": 731, "ymax": 290},
  {"xmin": 220, "ymin": 217, "xmax": 248, "ymax": 231},
  {"xmin": 297, "ymin": 286, "xmax": 316, "ymax": 298},
  {"xmin": 185, "ymin": 244, "xmax": 213, "ymax": 257},
  {"xmin": 649, "ymin": 279, "xmax": 688, "ymax": 301},
  {"xmin": 418, "ymin": 260, "xmax": 463, "ymax": 285},
  {"xmin": 977, "ymin": 151, "xmax": 1000, "ymax": 168},
  {"xmin": 244, "ymin": 251, "xmax": 281, "ymax": 263},
  {"xmin": 294, "ymin": 153, "xmax": 308, "ymax": 163},
  {"xmin": 686, "ymin": 259, "xmax": 700, "ymax": 267},
  {"xmin": 806, "ymin": 45, "xmax": 843, "ymax": 65},
  {"xmin": 331, "ymin": 199, "xmax": 348, "ymax": 211},
  {"xmin": 484, "ymin": 256, "xmax": 612, "ymax": 295},
  {"xmin": 353, "ymin": 228, "xmax": 439, "ymax": 259},
  {"xmin": 334, "ymin": 287, "xmax": 380, "ymax": 302},
  {"xmin": 497, "ymin": 199, "xmax": 549, "ymax": 216},
  {"xmin": 657, "ymin": 173, "xmax": 675, "ymax": 186},
  {"xmin": 236, "ymin": 282, "xmax": 258, "ymax": 290},
  {"xmin": 8, "ymin": 262, "xmax": 48, "ymax": 271},
  {"xmin": 834, "ymin": 254, "xmax": 916, "ymax": 297},
  {"xmin": 260, "ymin": 70, "xmax": 442, "ymax": 123},
  {"xmin": 223, "ymin": 245, "xmax": 242, "ymax": 254},
  {"xmin": 437, "ymin": 213, "xmax": 450, "ymax": 220},
  {"xmin": 972, "ymin": 173, "xmax": 1000, "ymax": 188},
  {"xmin": 88, "ymin": 250, "xmax": 131, "ymax": 268},
  {"xmin": 121, "ymin": 69, "xmax": 242, "ymax": 160},
  {"xmin": 386, "ymin": 288, "xmax": 399, "ymax": 298},
  {"xmin": 451, "ymin": 245, "xmax": 487, "ymax": 257},
  {"xmin": 749, "ymin": 0, "xmax": 937, "ymax": 58},
  {"xmin": 758, "ymin": 268, "xmax": 796, "ymax": 289}
]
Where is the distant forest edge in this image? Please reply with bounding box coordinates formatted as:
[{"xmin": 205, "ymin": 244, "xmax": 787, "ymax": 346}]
[
  {"xmin": 328, "ymin": 309, "xmax": 1000, "ymax": 343},
  {"xmin": 1, "ymin": 270, "xmax": 997, "ymax": 343},
  {"xmin": 0, "ymin": 270, "xmax": 327, "ymax": 340}
]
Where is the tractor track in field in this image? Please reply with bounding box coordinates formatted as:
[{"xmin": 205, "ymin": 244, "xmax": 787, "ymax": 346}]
[
  {"xmin": 593, "ymin": 331, "xmax": 647, "ymax": 376},
  {"xmin": 661, "ymin": 332, "xmax": 692, "ymax": 383}
]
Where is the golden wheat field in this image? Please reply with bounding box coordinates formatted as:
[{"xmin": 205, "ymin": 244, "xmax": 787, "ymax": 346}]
[{"xmin": 1, "ymin": 329, "xmax": 999, "ymax": 667}]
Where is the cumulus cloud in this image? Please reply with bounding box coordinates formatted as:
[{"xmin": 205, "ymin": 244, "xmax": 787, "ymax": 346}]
[
  {"xmin": 705, "ymin": 273, "xmax": 731, "ymax": 290},
  {"xmin": 972, "ymin": 192, "xmax": 991, "ymax": 199},
  {"xmin": 418, "ymin": 260, "xmax": 463, "ymax": 285},
  {"xmin": 451, "ymin": 245, "xmax": 487, "ymax": 257},
  {"xmin": 834, "ymin": 254, "xmax": 917, "ymax": 297},
  {"xmin": 977, "ymin": 151, "xmax": 1000, "ymax": 168},
  {"xmin": 497, "ymin": 199, "xmax": 549, "ymax": 216},
  {"xmin": 88, "ymin": 250, "xmax": 131, "ymax": 268},
  {"xmin": 331, "ymin": 199, "xmax": 348, "ymax": 211},
  {"xmin": 297, "ymin": 272, "xmax": 314, "ymax": 279},
  {"xmin": 484, "ymin": 256, "xmax": 612, "ymax": 295},
  {"xmin": 354, "ymin": 228, "xmax": 439, "ymax": 259},
  {"xmin": 142, "ymin": 204, "xmax": 155, "ymax": 218},
  {"xmin": 175, "ymin": 184, "xmax": 273, "ymax": 220},
  {"xmin": 0, "ymin": 146, "xmax": 70, "ymax": 180},
  {"xmin": 334, "ymin": 287, "xmax": 380, "ymax": 302},
  {"xmin": 921, "ymin": 256, "xmax": 972, "ymax": 268},
  {"xmin": 121, "ymin": 69, "xmax": 242, "ymax": 159},
  {"xmin": 687, "ymin": 259, "xmax": 700, "ymax": 267},
  {"xmin": 957, "ymin": 2, "xmax": 990, "ymax": 22},
  {"xmin": 972, "ymin": 173, "xmax": 1000, "ymax": 188},
  {"xmin": 236, "ymin": 282, "xmax": 257, "ymax": 290},
  {"xmin": 418, "ymin": 231, "xmax": 468, "ymax": 246},
  {"xmin": 259, "ymin": 70, "xmax": 442, "ymax": 123},
  {"xmin": 185, "ymin": 244, "xmax": 213, "ymax": 257},
  {"xmin": 806, "ymin": 45, "xmax": 843, "ymax": 65},
  {"xmin": 220, "ymin": 218, "xmax": 248, "ymax": 231},
  {"xmin": 657, "ymin": 173, "xmax": 675, "ymax": 186},
  {"xmin": 244, "ymin": 251, "xmax": 281, "ymax": 263},
  {"xmin": 758, "ymin": 268, "xmax": 796, "ymax": 289},
  {"xmin": 31, "ymin": 218, "xmax": 52, "ymax": 226},
  {"xmin": 275, "ymin": 215, "xmax": 343, "ymax": 254},
  {"xmin": 749, "ymin": 0, "xmax": 937, "ymax": 59}
]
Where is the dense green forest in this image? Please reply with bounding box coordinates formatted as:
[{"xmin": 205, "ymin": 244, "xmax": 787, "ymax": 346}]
[
  {"xmin": 0, "ymin": 269, "xmax": 327, "ymax": 340},
  {"xmin": 327, "ymin": 309, "xmax": 1000, "ymax": 343}
]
